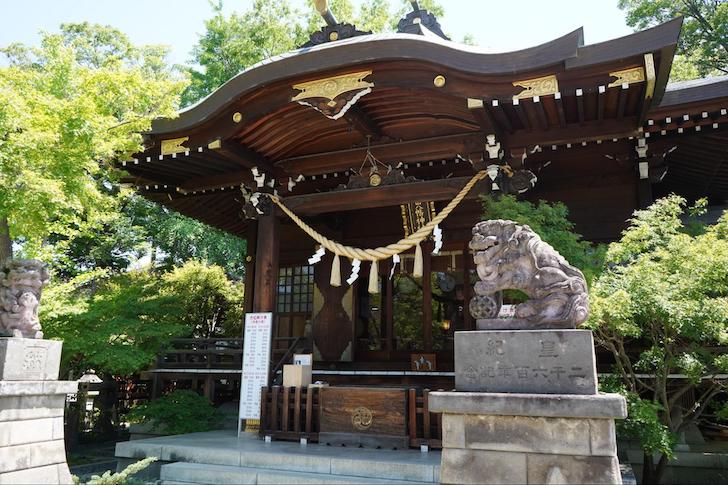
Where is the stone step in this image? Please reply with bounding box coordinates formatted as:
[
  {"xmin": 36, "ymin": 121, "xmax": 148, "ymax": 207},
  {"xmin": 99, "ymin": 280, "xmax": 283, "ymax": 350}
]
[{"xmin": 160, "ymin": 462, "xmax": 435, "ymax": 485}]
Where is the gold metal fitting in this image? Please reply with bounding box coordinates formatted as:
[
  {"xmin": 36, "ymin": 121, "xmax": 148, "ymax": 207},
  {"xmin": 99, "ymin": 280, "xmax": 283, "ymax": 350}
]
[
  {"xmin": 433, "ymin": 75, "xmax": 446, "ymax": 88},
  {"xmin": 232, "ymin": 112, "xmax": 243, "ymax": 123}
]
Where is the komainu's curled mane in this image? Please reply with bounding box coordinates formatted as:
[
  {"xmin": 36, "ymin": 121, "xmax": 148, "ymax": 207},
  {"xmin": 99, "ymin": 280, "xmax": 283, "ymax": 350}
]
[{"xmin": 470, "ymin": 220, "xmax": 588, "ymax": 328}]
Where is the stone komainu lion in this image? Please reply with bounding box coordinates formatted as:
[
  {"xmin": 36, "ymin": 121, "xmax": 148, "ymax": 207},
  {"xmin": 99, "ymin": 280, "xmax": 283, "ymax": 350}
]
[
  {"xmin": 469, "ymin": 220, "xmax": 588, "ymax": 328},
  {"xmin": 0, "ymin": 259, "xmax": 50, "ymax": 338}
]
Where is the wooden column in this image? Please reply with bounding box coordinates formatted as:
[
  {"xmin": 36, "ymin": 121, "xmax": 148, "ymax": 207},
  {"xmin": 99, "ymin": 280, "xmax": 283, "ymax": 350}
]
[
  {"xmin": 637, "ymin": 178, "xmax": 653, "ymax": 209},
  {"xmin": 253, "ymin": 214, "xmax": 280, "ymax": 313},
  {"xmin": 422, "ymin": 241, "xmax": 433, "ymax": 352},
  {"xmin": 462, "ymin": 242, "xmax": 474, "ymax": 331},
  {"xmin": 243, "ymin": 221, "xmax": 258, "ymax": 315}
]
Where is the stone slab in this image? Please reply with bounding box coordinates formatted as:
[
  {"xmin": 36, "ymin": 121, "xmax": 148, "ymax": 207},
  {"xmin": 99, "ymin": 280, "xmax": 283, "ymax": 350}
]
[
  {"xmin": 455, "ymin": 329, "xmax": 597, "ymax": 394},
  {"xmin": 429, "ymin": 392, "xmax": 627, "ymax": 419},
  {"xmin": 463, "ymin": 414, "xmax": 592, "ymax": 456},
  {"xmin": 476, "ymin": 318, "xmax": 572, "ymax": 330},
  {"xmin": 0, "ymin": 338, "xmax": 62, "ymax": 381},
  {"xmin": 0, "ymin": 394, "xmax": 68, "ymax": 422},
  {"xmin": 526, "ymin": 453, "xmax": 621, "ymax": 484},
  {"xmin": 0, "ymin": 464, "xmax": 62, "ymax": 485},
  {"xmin": 440, "ymin": 448, "xmax": 527, "ymax": 485},
  {"xmin": 0, "ymin": 380, "xmax": 78, "ymax": 397},
  {"xmin": 0, "ymin": 417, "xmax": 58, "ymax": 446},
  {"xmin": 0, "ymin": 439, "xmax": 67, "ymax": 473}
]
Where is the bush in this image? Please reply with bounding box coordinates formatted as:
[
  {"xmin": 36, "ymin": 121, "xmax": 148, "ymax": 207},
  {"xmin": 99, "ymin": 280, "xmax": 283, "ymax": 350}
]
[{"xmin": 127, "ymin": 390, "xmax": 221, "ymax": 435}]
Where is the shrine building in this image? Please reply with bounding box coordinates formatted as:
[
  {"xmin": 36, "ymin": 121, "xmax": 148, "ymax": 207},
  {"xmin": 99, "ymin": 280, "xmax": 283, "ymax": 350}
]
[{"xmin": 123, "ymin": 3, "xmax": 728, "ymax": 394}]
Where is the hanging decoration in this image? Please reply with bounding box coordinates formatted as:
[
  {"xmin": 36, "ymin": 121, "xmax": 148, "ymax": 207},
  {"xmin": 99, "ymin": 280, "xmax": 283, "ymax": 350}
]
[
  {"xmin": 432, "ymin": 225, "xmax": 443, "ymax": 254},
  {"xmin": 265, "ymin": 170, "xmax": 488, "ymax": 294}
]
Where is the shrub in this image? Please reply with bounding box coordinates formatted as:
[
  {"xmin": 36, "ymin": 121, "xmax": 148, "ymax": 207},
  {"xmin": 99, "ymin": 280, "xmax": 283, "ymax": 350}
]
[{"xmin": 127, "ymin": 390, "xmax": 221, "ymax": 435}]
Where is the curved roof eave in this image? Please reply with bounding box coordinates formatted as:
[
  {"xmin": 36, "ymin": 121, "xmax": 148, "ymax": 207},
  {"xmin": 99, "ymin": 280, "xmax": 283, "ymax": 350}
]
[
  {"xmin": 152, "ymin": 29, "xmax": 584, "ymax": 135},
  {"xmin": 151, "ymin": 18, "xmax": 682, "ymax": 136}
]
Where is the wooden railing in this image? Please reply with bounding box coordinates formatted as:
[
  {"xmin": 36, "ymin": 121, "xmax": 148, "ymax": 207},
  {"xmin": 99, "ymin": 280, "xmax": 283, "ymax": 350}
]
[
  {"xmin": 156, "ymin": 338, "xmax": 244, "ymax": 370},
  {"xmin": 259, "ymin": 385, "xmax": 321, "ymax": 442},
  {"xmin": 258, "ymin": 385, "xmax": 442, "ymax": 449},
  {"xmin": 408, "ymin": 388, "xmax": 443, "ymax": 449}
]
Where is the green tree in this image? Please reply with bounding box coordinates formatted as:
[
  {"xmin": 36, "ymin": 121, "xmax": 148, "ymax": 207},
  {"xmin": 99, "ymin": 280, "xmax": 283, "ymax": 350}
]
[
  {"xmin": 127, "ymin": 196, "xmax": 247, "ymax": 279},
  {"xmin": 0, "ymin": 23, "xmax": 186, "ymax": 266},
  {"xmin": 161, "ymin": 260, "xmax": 244, "ymax": 338},
  {"xmin": 586, "ymin": 195, "xmax": 728, "ymax": 485},
  {"xmin": 481, "ymin": 194, "xmax": 605, "ymax": 283},
  {"xmin": 184, "ymin": 0, "xmax": 445, "ymax": 106},
  {"xmin": 618, "ymin": 0, "xmax": 728, "ymax": 78},
  {"xmin": 182, "ymin": 0, "xmax": 306, "ymax": 105},
  {"xmin": 41, "ymin": 269, "xmax": 189, "ymax": 377}
]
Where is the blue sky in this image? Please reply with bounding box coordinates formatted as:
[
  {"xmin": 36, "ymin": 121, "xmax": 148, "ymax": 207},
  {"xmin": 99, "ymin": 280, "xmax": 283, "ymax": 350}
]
[{"xmin": 0, "ymin": 1, "xmax": 633, "ymax": 66}]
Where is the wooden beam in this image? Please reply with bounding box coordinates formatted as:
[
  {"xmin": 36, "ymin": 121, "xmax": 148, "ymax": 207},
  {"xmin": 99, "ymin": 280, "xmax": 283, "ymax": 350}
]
[
  {"xmin": 343, "ymin": 105, "xmax": 382, "ymax": 139},
  {"xmin": 503, "ymin": 117, "xmax": 639, "ymax": 147},
  {"xmin": 283, "ymin": 176, "xmax": 489, "ymax": 215},
  {"xmin": 533, "ymin": 97, "xmax": 549, "ymax": 130},
  {"xmin": 180, "ymin": 170, "xmax": 250, "ymax": 192},
  {"xmin": 468, "ymin": 98, "xmax": 502, "ymax": 140},
  {"xmin": 616, "ymin": 84, "xmax": 629, "ymax": 119},
  {"xmin": 512, "ymin": 98, "xmax": 531, "ymax": 131},
  {"xmin": 576, "ymin": 89, "xmax": 585, "ymax": 125},
  {"xmin": 220, "ymin": 142, "xmax": 275, "ymax": 174},
  {"xmin": 277, "ymin": 132, "xmax": 482, "ymax": 175},
  {"xmin": 554, "ymin": 92, "xmax": 566, "ymax": 127},
  {"xmin": 490, "ymin": 99, "xmax": 513, "ymax": 132},
  {"xmin": 597, "ymin": 85, "xmax": 606, "ymax": 122}
]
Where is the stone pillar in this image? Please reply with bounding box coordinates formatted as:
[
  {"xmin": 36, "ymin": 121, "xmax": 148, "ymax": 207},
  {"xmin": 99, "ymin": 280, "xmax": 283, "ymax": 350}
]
[{"xmin": 0, "ymin": 338, "xmax": 78, "ymax": 484}]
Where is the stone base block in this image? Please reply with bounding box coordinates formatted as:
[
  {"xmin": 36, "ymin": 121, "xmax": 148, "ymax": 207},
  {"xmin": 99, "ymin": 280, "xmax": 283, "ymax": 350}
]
[
  {"xmin": 440, "ymin": 449, "xmax": 621, "ymax": 485},
  {"xmin": 455, "ymin": 330, "xmax": 597, "ymax": 394},
  {"xmin": 0, "ymin": 338, "xmax": 62, "ymax": 381},
  {"xmin": 432, "ymin": 392, "xmax": 625, "ymax": 484},
  {"xmin": 0, "ymin": 379, "xmax": 77, "ymax": 484},
  {"xmin": 429, "ymin": 391, "xmax": 627, "ymax": 419}
]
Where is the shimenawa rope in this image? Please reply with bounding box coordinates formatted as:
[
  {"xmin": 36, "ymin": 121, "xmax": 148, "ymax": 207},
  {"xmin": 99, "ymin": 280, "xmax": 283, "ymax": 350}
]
[{"xmin": 267, "ymin": 170, "xmax": 487, "ymax": 292}]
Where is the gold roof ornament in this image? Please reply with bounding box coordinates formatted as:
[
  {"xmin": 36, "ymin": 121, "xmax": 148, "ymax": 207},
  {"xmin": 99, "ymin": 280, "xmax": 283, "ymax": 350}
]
[
  {"xmin": 608, "ymin": 66, "xmax": 646, "ymax": 87},
  {"xmin": 512, "ymin": 74, "xmax": 559, "ymax": 99},
  {"xmin": 160, "ymin": 137, "xmax": 189, "ymax": 156},
  {"xmin": 292, "ymin": 70, "xmax": 374, "ymax": 120}
]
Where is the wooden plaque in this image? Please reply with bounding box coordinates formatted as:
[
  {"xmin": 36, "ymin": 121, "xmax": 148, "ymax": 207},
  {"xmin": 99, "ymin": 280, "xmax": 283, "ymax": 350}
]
[{"xmin": 319, "ymin": 387, "xmax": 407, "ymax": 436}]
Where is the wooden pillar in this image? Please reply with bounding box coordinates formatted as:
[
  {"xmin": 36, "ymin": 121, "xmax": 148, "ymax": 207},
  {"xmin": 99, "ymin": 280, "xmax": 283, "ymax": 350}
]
[
  {"xmin": 243, "ymin": 221, "xmax": 258, "ymax": 315},
  {"xmin": 463, "ymin": 242, "xmax": 474, "ymax": 331},
  {"xmin": 385, "ymin": 259, "xmax": 394, "ymax": 352},
  {"xmin": 422, "ymin": 241, "xmax": 433, "ymax": 352},
  {"xmin": 253, "ymin": 214, "xmax": 280, "ymax": 313},
  {"xmin": 637, "ymin": 178, "xmax": 653, "ymax": 209}
]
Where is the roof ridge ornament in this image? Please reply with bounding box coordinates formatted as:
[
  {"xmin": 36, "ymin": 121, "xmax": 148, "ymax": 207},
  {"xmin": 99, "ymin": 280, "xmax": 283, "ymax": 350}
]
[
  {"xmin": 302, "ymin": 0, "xmax": 371, "ymax": 48},
  {"xmin": 397, "ymin": 1, "xmax": 449, "ymax": 40}
]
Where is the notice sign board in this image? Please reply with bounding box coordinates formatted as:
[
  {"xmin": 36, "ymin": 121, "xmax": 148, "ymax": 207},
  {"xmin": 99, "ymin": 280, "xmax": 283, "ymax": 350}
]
[{"xmin": 238, "ymin": 312, "xmax": 273, "ymax": 433}]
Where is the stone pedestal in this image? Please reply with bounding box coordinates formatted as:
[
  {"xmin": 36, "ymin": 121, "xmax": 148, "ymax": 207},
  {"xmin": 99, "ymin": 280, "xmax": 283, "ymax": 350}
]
[
  {"xmin": 431, "ymin": 330, "xmax": 627, "ymax": 485},
  {"xmin": 0, "ymin": 338, "xmax": 77, "ymax": 484}
]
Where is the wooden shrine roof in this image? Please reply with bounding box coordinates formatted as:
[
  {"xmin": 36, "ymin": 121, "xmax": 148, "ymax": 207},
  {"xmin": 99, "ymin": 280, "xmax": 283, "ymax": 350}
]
[{"xmin": 119, "ymin": 16, "xmax": 728, "ymax": 239}]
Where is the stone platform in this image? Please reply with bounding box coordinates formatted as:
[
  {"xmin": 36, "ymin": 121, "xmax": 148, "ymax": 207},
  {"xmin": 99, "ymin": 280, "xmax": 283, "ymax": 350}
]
[
  {"xmin": 115, "ymin": 429, "xmax": 637, "ymax": 484},
  {"xmin": 116, "ymin": 430, "xmax": 441, "ymax": 484}
]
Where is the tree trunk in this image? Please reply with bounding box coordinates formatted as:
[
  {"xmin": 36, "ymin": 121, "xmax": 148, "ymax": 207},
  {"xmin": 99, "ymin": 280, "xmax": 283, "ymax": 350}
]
[
  {"xmin": 642, "ymin": 451, "xmax": 670, "ymax": 485},
  {"xmin": 0, "ymin": 216, "xmax": 12, "ymax": 267}
]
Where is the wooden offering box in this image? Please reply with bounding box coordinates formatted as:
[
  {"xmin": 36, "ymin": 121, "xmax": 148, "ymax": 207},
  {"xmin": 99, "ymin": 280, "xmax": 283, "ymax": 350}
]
[{"xmin": 319, "ymin": 386, "xmax": 408, "ymax": 449}]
